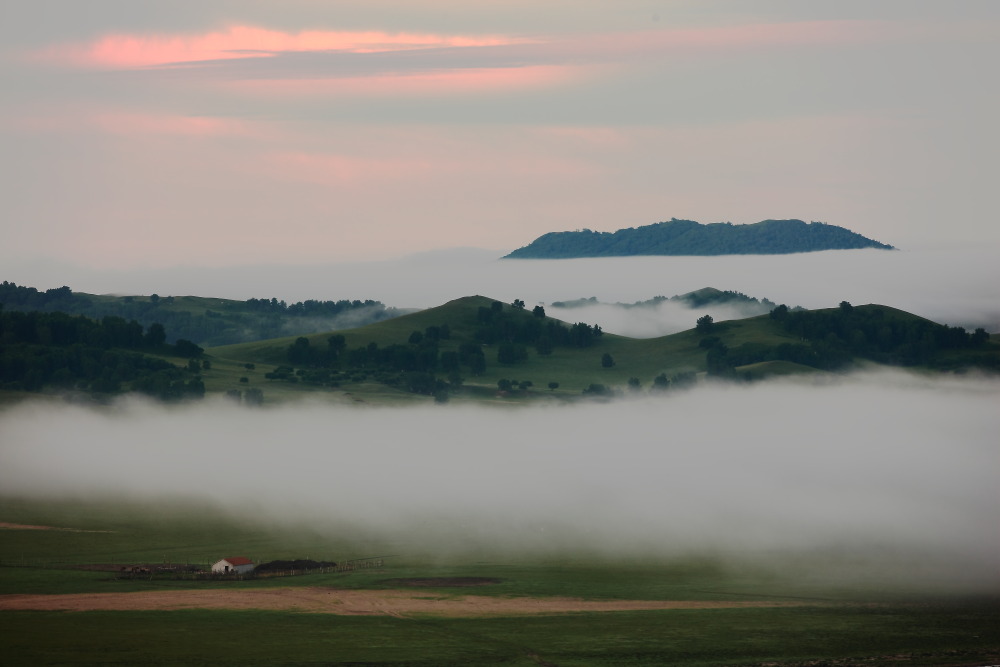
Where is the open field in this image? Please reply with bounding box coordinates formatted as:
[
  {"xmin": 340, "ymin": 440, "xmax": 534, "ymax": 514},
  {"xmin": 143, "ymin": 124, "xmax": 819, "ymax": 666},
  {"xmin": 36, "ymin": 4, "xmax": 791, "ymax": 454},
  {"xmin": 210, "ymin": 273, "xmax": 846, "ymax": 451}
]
[{"xmin": 1, "ymin": 497, "xmax": 998, "ymax": 666}]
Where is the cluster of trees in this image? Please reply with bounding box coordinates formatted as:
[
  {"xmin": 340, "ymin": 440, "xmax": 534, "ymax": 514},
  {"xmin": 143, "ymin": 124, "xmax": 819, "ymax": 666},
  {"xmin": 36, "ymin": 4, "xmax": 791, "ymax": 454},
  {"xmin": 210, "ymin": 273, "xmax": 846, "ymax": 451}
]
[
  {"xmin": 274, "ymin": 300, "xmax": 610, "ymax": 398},
  {"xmin": 675, "ymin": 288, "xmax": 778, "ymax": 310},
  {"xmin": 277, "ymin": 324, "xmax": 467, "ymax": 399},
  {"xmin": 0, "ymin": 282, "xmax": 399, "ymax": 346},
  {"xmin": 0, "ymin": 309, "xmax": 203, "ymax": 357},
  {"xmin": 244, "ymin": 297, "xmax": 387, "ymax": 318},
  {"xmin": 551, "ymin": 288, "xmax": 780, "ymax": 315},
  {"xmin": 0, "ymin": 307, "xmax": 205, "ymax": 399},
  {"xmin": 699, "ymin": 301, "xmax": 992, "ymax": 376},
  {"xmin": 771, "ymin": 302, "xmax": 989, "ymax": 365},
  {"xmin": 505, "ymin": 219, "xmax": 894, "ymax": 259},
  {"xmin": 475, "ymin": 300, "xmax": 603, "ymax": 359}
]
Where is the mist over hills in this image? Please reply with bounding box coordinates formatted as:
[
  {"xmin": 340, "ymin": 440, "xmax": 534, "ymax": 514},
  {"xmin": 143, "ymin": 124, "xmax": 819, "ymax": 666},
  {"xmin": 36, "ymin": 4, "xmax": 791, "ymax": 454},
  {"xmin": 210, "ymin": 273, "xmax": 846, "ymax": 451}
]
[
  {"xmin": 0, "ymin": 281, "xmax": 406, "ymax": 347},
  {"xmin": 505, "ymin": 218, "xmax": 895, "ymax": 259},
  {"xmin": 2, "ymin": 280, "xmax": 996, "ymax": 405}
]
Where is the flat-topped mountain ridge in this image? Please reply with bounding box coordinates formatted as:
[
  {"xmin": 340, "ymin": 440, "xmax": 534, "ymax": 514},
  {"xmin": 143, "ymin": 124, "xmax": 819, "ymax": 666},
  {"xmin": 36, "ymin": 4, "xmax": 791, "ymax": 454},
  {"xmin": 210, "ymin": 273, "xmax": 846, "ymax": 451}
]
[{"xmin": 504, "ymin": 218, "xmax": 895, "ymax": 259}]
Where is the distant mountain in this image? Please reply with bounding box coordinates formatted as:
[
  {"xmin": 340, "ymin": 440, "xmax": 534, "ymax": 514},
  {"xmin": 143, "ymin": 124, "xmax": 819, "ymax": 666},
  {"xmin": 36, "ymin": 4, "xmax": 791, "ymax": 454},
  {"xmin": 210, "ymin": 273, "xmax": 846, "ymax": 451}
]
[
  {"xmin": 504, "ymin": 219, "xmax": 895, "ymax": 259},
  {"xmin": 551, "ymin": 287, "xmax": 784, "ymax": 313}
]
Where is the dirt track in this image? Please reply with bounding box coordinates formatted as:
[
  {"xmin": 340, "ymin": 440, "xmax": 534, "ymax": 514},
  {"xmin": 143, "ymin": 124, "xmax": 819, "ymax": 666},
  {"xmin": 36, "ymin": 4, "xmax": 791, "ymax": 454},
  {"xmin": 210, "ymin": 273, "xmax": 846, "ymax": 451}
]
[{"xmin": 0, "ymin": 588, "xmax": 811, "ymax": 617}]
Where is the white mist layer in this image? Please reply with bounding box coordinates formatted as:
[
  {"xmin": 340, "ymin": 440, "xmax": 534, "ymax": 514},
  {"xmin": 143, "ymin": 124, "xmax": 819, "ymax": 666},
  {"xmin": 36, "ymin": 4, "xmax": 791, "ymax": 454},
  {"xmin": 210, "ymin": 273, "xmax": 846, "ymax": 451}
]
[
  {"xmin": 549, "ymin": 300, "xmax": 773, "ymax": 338},
  {"xmin": 1, "ymin": 371, "xmax": 997, "ymax": 587},
  {"xmin": 8, "ymin": 244, "xmax": 1000, "ymax": 333}
]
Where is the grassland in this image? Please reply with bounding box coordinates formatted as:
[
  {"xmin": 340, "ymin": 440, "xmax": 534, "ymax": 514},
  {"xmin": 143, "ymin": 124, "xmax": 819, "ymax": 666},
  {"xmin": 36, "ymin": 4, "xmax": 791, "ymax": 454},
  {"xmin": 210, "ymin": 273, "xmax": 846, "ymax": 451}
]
[
  {"xmin": 204, "ymin": 296, "xmax": 816, "ymax": 404},
  {"xmin": 1, "ymin": 496, "xmax": 998, "ymax": 666}
]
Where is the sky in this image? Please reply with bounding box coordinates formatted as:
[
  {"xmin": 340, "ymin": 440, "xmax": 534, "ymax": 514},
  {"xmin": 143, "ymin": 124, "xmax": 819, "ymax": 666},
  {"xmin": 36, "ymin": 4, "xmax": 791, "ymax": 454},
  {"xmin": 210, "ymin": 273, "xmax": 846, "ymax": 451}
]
[
  {"xmin": 3, "ymin": 0, "xmax": 999, "ymax": 278},
  {"xmin": 2, "ymin": 4, "xmax": 999, "ymax": 590}
]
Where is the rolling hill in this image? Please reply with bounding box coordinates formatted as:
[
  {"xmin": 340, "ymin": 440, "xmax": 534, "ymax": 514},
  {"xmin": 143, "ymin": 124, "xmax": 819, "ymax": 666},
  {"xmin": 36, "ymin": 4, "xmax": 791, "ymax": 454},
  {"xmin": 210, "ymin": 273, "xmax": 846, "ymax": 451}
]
[
  {"xmin": 3, "ymin": 290, "xmax": 995, "ymax": 406},
  {"xmin": 0, "ymin": 281, "xmax": 406, "ymax": 347},
  {"xmin": 203, "ymin": 296, "xmax": 996, "ymax": 405}
]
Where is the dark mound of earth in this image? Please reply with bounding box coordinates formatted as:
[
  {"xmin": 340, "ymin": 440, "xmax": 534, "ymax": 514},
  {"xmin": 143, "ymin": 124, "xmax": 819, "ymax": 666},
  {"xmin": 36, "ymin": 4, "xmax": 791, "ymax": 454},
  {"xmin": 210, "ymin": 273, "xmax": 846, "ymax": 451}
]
[
  {"xmin": 379, "ymin": 577, "xmax": 503, "ymax": 587},
  {"xmin": 256, "ymin": 559, "xmax": 336, "ymax": 572}
]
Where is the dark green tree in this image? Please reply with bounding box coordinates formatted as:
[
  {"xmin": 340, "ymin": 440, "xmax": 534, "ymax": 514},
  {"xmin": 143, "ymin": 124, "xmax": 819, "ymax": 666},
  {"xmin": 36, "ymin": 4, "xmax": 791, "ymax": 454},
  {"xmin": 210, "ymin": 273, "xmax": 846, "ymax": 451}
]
[
  {"xmin": 144, "ymin": 322, "xmax": 166, "ymax": 347},
  {"xmin": 695, "ymin": 314, "xmax": 714, "ymax": 334},
  {"xmin": 601, "ymin": 353, "xmax": 615, "ymax": 368},
  {"xmin": 652, "ymin": 373, "xmax": 670, "ymax": 391}
]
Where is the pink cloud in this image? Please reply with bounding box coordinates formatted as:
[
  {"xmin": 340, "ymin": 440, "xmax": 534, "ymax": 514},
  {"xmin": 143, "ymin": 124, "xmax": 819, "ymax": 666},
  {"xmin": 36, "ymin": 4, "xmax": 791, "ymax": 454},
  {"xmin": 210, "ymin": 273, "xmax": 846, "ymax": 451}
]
[{"xmin": 37, "ymin": 25, "xmax": 527, "ymax": 69}]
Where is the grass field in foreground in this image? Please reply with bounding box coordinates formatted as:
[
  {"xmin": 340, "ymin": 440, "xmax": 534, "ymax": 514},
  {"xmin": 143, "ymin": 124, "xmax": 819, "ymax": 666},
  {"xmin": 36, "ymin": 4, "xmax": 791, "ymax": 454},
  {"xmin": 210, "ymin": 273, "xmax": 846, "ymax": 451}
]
[
  {"xmin": 1, "ymin": 496, "xmax": 999, "ymax": 665},
  {"xmin": 2, "ymin": 604, "xmax": 998, "ymax": 666}
]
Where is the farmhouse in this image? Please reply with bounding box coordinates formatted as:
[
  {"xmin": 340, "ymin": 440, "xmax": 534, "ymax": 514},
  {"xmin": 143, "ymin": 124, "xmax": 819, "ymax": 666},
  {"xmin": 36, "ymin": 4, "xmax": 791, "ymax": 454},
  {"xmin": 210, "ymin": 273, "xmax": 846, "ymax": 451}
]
[{"xmin": 211, "ymin": 557, "xmax": 255, "ymax": 574}]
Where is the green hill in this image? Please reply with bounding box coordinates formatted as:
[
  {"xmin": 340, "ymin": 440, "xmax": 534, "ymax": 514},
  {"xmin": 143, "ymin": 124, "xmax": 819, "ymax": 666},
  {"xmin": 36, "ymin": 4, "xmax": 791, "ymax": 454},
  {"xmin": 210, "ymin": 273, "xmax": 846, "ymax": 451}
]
[
  {"xmin": 0, "ymin": 281, "xmax": 405, "ymax": 347},
  {"xmin": 504, "ymin": 218, "xmax": 895, "ymax": 258},
  {"xmin": 3, "ymin": 293, "xmax": 994, "ymax": 406},
  {"xmin": 204, "ymin": 298, "xmax": 996, "ymax": 405}
]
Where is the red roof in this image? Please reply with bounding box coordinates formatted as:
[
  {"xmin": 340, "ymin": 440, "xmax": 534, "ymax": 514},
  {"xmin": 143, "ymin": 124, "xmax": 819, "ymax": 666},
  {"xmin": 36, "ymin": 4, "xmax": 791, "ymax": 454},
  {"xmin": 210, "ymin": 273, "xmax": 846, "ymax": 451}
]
[{"xmin": 223, "ymin": 556, "xmax": 253, "ymax": 566}]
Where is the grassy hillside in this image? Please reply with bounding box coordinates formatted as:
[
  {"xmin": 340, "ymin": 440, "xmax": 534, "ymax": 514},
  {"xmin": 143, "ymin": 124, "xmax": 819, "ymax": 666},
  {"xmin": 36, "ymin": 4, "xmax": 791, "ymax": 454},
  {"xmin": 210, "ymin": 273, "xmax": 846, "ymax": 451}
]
[
  {"xmin": 201, "ymin": 298, "xmax": 1000, "ymax": 405},
  {"xmin": 202, "ymin": 298, "xmax": 812, "ymax": 404},
  {"xmin": 0, "ymin": 281, "xmax": 405, "ymax": 346},
  {"xmin": 3, "ymin": 291, "xmax": 995, "ymax": 406}
]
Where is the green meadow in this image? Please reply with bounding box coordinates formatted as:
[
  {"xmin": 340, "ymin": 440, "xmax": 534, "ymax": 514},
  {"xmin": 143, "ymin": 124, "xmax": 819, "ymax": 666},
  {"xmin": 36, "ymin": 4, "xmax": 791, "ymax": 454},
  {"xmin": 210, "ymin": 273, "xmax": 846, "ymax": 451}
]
[
  {"xmin": 201, "ymin": 296, "xmax": 998, "ymax": 406},
  {"xmin": 204, "ymin": 295, "xmax": 799, "ymax": 404},
  {"xmin": 1, "ymin": 496, "xmax": 998, "ymax": 666}
]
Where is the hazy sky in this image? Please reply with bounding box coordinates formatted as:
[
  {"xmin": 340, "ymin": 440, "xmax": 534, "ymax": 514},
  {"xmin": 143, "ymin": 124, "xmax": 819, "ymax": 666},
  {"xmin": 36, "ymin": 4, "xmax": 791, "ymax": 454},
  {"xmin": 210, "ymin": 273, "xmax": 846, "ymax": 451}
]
[{"xmin": 3, "ymin": 1, "xmax": 999, "ymax": 273}]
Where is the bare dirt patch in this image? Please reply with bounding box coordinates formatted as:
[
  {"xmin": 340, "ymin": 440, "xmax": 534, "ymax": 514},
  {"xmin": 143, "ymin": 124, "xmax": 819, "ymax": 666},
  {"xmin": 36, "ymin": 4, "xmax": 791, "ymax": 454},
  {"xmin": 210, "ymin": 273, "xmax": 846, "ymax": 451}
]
[{"xmin": 0, "ymin": 588, "xmax": 815, "ymax": 617}]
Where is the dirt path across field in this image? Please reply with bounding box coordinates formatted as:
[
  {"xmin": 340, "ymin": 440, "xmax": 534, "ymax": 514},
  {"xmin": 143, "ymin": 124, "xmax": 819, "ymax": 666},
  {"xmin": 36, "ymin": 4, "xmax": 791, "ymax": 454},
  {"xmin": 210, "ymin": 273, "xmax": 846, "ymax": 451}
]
[{"xmin": 0, "ymin": 588, "xmax": 813, "ymax": 617}]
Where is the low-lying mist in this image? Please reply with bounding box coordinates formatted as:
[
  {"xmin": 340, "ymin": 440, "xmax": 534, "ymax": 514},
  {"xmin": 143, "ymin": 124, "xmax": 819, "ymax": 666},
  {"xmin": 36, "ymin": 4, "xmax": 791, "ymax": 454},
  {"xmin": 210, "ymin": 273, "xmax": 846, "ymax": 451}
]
[
  {"xmin": 1, "ymin": 370, "xmax": 997, "ymax": 591},
  {"xmin": 549, "ymin": 299, "xmax": 774, "ymax": 338},
  {"xmin": 7, "ymin": 243, "xmax": 999, "ymax": 333}
]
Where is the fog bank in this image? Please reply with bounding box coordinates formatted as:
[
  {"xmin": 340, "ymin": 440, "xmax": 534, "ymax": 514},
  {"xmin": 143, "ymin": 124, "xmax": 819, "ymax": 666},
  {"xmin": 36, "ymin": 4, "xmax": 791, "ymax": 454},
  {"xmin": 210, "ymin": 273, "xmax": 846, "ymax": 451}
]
[
  {"xmin": 549, "ymin": 299, "xmax": 775, "ymax": 338},
  {"xmin": 1, "ymin": 371, "xmax": 997, "ymax": 588}
]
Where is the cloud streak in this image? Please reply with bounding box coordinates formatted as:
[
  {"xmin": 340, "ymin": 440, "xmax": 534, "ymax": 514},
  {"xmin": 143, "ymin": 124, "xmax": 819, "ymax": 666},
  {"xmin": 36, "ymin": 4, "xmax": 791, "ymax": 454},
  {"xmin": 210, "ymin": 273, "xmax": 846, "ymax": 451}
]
[{"xmin": 38, "ymin": 25, "xmax": 528, "ymax": 69}]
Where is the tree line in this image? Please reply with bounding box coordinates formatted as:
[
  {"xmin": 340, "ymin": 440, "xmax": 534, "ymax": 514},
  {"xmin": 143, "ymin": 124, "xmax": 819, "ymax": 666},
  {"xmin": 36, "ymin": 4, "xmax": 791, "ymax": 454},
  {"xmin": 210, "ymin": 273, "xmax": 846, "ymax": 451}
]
[
  {"xmin": 0, "ymin": 282, "xmax": 399, "ymax": 346},
  {"xmin": 0, "ymin": 306, "xmax": 205, "ymax": 400},
  {"xmin": 698, "ymin": 302, "xmax": 992, "ymax": 376},
  {"xmin": 271, "ymin": 299, "xmax": 607, "ymax": 399}
]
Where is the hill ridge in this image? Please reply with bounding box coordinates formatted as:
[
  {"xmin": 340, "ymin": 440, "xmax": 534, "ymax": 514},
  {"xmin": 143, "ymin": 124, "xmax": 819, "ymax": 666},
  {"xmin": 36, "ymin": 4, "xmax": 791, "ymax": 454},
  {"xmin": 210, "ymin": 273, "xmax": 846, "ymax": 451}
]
[{"xmin": 504, "ymin": 218, "xmax": 895, "ymax": 258}]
